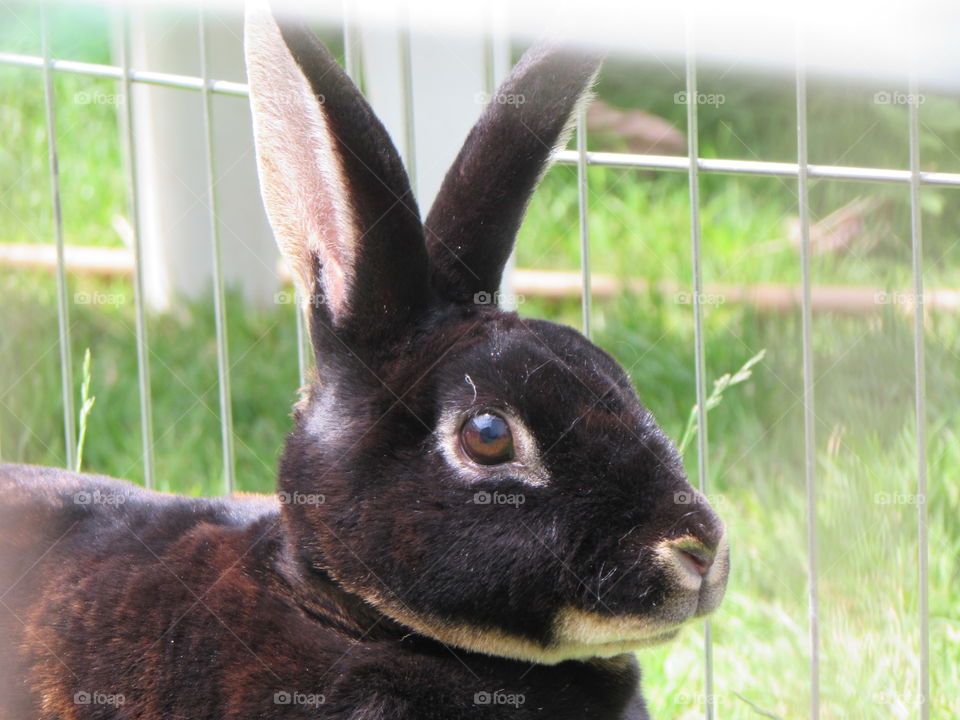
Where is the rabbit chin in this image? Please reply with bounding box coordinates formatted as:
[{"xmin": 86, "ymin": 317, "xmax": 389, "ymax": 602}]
[{"xmin": 378, "ymin": 603, "xmax": 692, "ymax": 665}]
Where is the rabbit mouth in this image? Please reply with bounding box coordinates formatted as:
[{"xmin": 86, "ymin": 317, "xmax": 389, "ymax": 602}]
[
  {"xmin": 651, "ymin": 529, "xmax": 730, "ymax": 615},
  {"xmin": 549, "ymin": 533, "xmax": 730, "ymax": 656}
]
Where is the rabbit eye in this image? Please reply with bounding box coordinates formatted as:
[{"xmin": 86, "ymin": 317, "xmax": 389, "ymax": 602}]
[{"xmin": 460, "ymin": 413, "xmax": 515, "ymax": 465}]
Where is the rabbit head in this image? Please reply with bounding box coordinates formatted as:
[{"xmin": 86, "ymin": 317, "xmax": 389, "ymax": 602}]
[{"xmin": 245, "ymin": 5, "xmax": 728, "ymax": 664}]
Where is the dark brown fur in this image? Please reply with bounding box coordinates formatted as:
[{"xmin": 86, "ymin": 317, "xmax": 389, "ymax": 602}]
[
  {"xmin": 0, "ymin": 9, "xmax": 727, "ymax": 719},
  {"xmin": 0, "ymin": 465, "xmax": 644, "ymax": 719}
]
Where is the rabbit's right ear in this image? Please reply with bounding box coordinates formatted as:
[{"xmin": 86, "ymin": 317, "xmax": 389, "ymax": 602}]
[{"xmin": 245, "ymin": 4, "xmax": 431, "ymax": 358}]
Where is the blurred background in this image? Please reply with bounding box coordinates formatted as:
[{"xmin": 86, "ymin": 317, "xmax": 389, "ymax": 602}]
[{"xmin": 1, "ymin": 1, "xmax": 958, "ymax": 718}]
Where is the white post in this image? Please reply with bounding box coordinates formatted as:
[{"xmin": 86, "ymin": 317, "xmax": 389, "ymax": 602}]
[{"xmin": 126, "ymin": 8, "xmax": 278, "ymax": 311}]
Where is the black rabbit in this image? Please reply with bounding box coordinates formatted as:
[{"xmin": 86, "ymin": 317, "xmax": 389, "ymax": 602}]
[{"xmin": 0, "ymin": 5, "xmax": 728, "ymax": 718}]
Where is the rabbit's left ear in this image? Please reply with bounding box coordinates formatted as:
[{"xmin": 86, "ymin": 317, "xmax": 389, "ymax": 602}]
[
  {"xmin": 424, "ymin": 45, "xmax": 602, "ymax": 305},
  {"xmin": 245, "ymin": 4, "xmax": 430, "ymax": 353}
]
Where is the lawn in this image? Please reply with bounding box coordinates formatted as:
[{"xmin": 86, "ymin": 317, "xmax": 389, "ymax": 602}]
[{"xmin": 1, "ymin": 3, "xmax": 959, "ymax": 719}]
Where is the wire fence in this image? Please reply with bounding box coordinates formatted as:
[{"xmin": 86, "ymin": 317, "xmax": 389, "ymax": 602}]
[{"xmin": 0, "ymin": 5, "xmax": 940, "ymax": 719}]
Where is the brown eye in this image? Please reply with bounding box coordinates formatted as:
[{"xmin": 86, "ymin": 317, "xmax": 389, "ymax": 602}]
[{"xmin": 459, "ymin": 413, "xmax": 515, "ymax": 465}]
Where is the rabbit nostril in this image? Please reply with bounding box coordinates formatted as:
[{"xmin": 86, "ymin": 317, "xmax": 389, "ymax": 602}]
[
  {"xmin": 678, "ymin": 549, "xmax": 711, "ymax": 576},
  {"xmin": 669, "ymin": 541, "xmax": 716, "ymax": 578}
]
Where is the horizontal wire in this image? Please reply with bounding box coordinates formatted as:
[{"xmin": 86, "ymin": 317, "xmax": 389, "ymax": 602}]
[
  {"xmin": 4, "ymin": 51, "xmax": 959, "ymax": 188},
  {"xmin": 0, "ymin": 51, "xmax": 249, "ymax": 95}
]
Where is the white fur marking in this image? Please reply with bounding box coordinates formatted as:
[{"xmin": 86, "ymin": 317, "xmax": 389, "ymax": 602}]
[{"xmin": 464, "ymin": 374, "xmax": 478, "ymax": 402}]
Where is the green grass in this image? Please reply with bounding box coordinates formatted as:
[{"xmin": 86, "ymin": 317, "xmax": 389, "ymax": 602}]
[
  {"xmin": 2, "ymin": 3, "xmax": 959, "ymax": 719},
  {"xmin": 4, "ymin": 271, "xmax": 958, "ymax": 719}
]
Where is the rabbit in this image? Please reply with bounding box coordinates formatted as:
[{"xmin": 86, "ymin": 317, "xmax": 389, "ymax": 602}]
[{"xmin": 0, "ymin": 5, "xmax": 729, "ymax": 719}]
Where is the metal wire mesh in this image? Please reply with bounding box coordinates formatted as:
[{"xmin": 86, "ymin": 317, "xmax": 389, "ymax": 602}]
[{"xmin": 1, "ymin": 7, "xmax": 936, "ymax": 719}]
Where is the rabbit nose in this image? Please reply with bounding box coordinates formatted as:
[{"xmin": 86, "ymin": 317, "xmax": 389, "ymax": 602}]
[{"xmin": 667, "ymin": 538, "xmax": 716, "ymax": 578}]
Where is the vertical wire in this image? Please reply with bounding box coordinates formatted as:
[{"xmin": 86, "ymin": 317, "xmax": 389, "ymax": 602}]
[
  {"xmin": 907, "ymin": 72, "xmax": 929, "ymax": 720},
  {"xmin": 576, "ymin": 109, "xmax": 591, "ymax": 339},
  {"xmin": 198, "ymin": 10, "xmax": 235, "ymax": 496},
  {"xmin": 342, "ymin": 0, "xmax": 360, "ymax": 81},
  {"xmin": 684, "ymin": 14, "xmax": 714, "ymax": 720},
  {"xmin": 294, "ymin": 286, "xmax": 307, "ymax": 386},
  {"xmin": 795, "ymin": 25, "xmax": 820, "ymax": 720},
  {"xmin": 118, "ymin": 8, "xmax": 155, "ymax": 488},
  {"xmin": 485, "ymin": 12, "xmax": 518, "ymax": 311},
  {"xmin": 482, "ymin": 20, "xmax": 495, "ymax": 96},
  {"xmin": 40, "ymin": 2, "xmax": 76, "ymax": 471},
  {"xmin": 398, "ymin": 15, "xmax": 417, "ymax": 196}
]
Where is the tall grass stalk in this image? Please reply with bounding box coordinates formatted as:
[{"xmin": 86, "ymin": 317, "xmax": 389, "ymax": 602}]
[{"xmin": 74, "ymin": 347, "xmax": 95, "ymax": 473}]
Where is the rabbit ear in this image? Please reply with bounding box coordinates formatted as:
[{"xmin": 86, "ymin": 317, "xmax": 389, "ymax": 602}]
[
  {"xmin": 245, "ymin": 4, "xmax": 430, "ymax": 354},
  {"xmin": 424, "ymin": 44, "xmax": 601, "ymax": 304}
]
